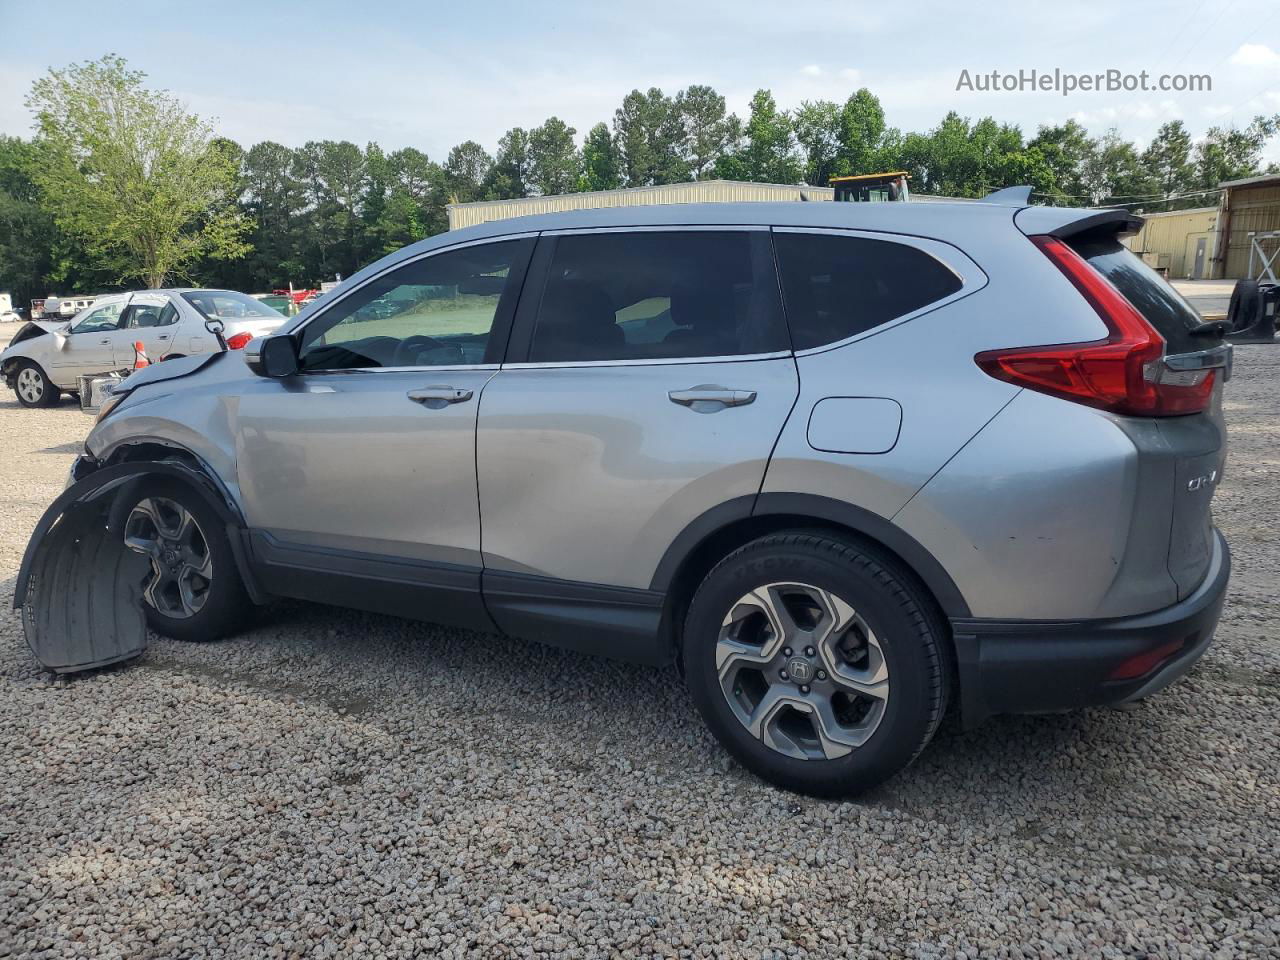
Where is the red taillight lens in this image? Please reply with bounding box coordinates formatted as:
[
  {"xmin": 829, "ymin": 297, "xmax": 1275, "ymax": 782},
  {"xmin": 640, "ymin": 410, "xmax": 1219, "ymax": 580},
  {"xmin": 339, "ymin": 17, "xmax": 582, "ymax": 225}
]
[
  {"xmin": 974, "ymin": 236, "xmax": 1215, "ymax": 416},
  {"xmin": 224, "ymin": 331, "xmax": 253, "ymax": 350}
]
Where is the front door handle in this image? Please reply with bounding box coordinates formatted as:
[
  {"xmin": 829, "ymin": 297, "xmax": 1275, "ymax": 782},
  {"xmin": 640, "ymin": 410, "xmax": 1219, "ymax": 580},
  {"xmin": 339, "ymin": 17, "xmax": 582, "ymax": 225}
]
[
  {"xmin": 99, "ymin": 338, "xmax": 112, "ymax": 345},
  {"xmin": 407, "ymin": 386, "xmax": 474, "ymax": 408},
  {"xmin": 668, "ymin": 385, "xmax": 757, "ymax": 410}
]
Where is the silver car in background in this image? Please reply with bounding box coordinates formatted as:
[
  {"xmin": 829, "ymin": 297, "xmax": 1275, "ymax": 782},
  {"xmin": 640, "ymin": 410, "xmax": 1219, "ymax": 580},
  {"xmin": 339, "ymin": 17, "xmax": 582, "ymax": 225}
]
[
  {"xmin": 18, "ymin": 200, "xmax": 1232, "ymax": 796},
  {"xmin": 1, "ymin": 289, "xmax": 285, "ymax": 407}
]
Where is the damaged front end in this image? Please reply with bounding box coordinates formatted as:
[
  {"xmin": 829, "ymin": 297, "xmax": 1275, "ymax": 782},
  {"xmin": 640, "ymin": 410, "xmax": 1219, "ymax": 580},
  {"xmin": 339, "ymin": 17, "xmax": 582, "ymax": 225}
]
[{"xmin": 14, "ymin": 459, "xmax": 244, "ymax": 674}]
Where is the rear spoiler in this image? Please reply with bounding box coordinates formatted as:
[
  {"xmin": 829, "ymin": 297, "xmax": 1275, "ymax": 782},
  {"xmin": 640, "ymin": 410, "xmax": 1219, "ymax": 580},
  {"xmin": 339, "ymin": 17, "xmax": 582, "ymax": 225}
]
[{"xmin": 1014, "ymin": 205, "xmax": 1144, "ymax": 241}]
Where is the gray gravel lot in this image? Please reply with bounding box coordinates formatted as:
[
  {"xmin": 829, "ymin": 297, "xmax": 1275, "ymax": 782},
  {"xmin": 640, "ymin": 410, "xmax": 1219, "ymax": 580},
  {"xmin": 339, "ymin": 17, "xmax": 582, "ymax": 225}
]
[{"xmin": 0, "ymin": 346, "xmax": 1277, "ymax": 959}]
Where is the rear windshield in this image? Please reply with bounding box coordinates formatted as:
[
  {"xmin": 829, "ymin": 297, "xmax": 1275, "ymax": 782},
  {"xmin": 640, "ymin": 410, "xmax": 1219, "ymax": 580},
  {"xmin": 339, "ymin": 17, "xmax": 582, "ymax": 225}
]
[
  {"xmin": 182, "ymin": 290, "xmax": 283, "ymax": 320},
  {"xmin": 1072, "ymin": 239, "xmax": 1206, "ymax": 354}
]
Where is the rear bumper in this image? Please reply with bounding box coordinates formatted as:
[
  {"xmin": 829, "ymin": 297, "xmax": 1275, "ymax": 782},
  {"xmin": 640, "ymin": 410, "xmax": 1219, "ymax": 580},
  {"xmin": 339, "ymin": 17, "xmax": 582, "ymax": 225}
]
[{"xmin": 952, "ymin": 530, "xmax": 1230, "ymax": 727}]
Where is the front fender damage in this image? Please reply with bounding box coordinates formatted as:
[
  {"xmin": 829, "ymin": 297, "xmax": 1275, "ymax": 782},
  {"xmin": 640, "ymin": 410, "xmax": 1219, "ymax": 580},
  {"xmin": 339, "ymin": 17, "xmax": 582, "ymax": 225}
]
[{"xmin": 14, "ymin": 459, "xmax": 247, "ymax": 674}]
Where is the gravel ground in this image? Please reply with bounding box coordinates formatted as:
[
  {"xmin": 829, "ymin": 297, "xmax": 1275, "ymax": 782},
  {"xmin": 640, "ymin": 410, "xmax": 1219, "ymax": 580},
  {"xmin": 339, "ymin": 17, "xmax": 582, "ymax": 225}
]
[{"xmin": 0, "ymin": 346, "xmax": 1277, "ymax": 959}]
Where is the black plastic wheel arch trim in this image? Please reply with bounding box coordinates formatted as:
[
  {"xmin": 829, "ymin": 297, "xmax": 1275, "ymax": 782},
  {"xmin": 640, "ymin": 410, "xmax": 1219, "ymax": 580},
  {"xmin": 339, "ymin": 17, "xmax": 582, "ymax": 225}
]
[
  {"xmin": 647, "ymin": 492, "xmax": 972, "ymax": 619},
  {"xmin": 14, "ymin": 457, "xmax": 262, "ymax": 611}
]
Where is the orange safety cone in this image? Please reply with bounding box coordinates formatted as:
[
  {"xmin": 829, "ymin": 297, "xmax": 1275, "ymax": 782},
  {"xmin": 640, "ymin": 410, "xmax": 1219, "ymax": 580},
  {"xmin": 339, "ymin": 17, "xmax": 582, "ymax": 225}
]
[{"xmin": 132, "ymin": 341, "xmax": 150, "ymax": 369}]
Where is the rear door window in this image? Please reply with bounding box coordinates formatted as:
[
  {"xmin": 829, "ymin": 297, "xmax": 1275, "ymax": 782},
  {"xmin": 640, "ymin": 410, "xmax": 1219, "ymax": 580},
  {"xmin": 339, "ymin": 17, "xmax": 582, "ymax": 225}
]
[
  {"xmin": 527, "ymin": 231, "xmax": 788, "ymax": 363},
  {"xmin": 773, "ymin": 232, "xmax": 963, "ymax": 350},
  {"xmin": 1072, "ymin": 239, "xmax": 1206, "ymax": 354}
]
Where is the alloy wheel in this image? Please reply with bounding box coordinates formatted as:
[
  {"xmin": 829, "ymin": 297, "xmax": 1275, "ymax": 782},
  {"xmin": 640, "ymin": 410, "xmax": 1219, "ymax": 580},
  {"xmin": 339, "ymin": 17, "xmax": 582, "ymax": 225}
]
[
  {"xmin": 123, "ymin": 497, "xmax": 213, "ymax": 619},
  {"xmin": 716, "ymin": 582, "xmax": 890, "ymax": 761},
  {"xmin": 16, "ymin": 367, "xmax": 44, "ymax": 404}
]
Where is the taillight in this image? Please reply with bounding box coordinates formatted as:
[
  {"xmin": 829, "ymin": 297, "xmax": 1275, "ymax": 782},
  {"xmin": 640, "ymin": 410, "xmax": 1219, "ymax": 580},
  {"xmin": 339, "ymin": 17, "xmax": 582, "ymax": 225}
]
[
  {"xmin": 974, "ymin": 236, "xmax": 1215, "ymax": 416},
  {"xmin": 224, "ymin": 331, "xmax": 253, "ymax": 350}
]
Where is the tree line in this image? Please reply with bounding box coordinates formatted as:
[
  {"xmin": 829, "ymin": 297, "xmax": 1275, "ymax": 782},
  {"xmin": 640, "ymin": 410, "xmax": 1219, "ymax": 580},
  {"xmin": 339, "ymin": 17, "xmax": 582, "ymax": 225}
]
[{"xmin": 1, "ymin": 55, "xmax": 1276, "ymax": 308}]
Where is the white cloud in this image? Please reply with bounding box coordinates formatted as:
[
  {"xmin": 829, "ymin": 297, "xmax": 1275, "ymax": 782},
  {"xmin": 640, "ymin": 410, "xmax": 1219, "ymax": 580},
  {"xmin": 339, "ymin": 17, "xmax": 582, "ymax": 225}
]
[
  {"xmin": 800, "ymin": 64, "xmax": 822, "ymax": 77},
  {"xmin": 1228, "ymin": 43, "xmax": 1280, "ymax": 67}
]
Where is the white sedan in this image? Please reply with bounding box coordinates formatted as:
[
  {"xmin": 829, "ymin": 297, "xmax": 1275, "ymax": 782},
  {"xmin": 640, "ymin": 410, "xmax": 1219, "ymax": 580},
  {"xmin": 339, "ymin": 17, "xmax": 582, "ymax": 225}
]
[{"xmin": 1, "ymin": 289, "xmax": 286, "ymax": 408}]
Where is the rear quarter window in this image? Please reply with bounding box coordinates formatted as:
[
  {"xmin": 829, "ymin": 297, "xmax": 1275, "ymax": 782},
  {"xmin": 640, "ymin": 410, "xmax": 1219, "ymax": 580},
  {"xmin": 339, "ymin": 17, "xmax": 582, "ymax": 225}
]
[
  {"xmin": 773, "ymin": 232, "xmax": 963, "ymax": 350},
  {"xmin": 1072, "ymin": 239, "xmax": 1205, "ymax": 354}
]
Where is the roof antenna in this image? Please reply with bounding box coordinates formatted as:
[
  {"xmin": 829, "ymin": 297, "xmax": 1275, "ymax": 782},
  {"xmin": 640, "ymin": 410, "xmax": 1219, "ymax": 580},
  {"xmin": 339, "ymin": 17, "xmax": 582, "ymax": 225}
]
[{"xmin": 982, "ymin": 185, "xmax": 1034, "ymax": 205}]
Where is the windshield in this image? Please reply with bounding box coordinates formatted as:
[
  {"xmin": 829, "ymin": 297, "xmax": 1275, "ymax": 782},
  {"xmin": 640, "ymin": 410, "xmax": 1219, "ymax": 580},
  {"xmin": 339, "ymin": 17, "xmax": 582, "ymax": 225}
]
[{"xmin": 182, "ymin": 290, "xmax": 283, "ymax": 320}]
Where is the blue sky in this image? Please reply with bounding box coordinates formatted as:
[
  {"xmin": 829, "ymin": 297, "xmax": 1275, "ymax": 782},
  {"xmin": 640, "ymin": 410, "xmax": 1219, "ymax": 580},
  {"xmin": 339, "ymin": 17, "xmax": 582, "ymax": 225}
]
[{"xmin": 3, "ymin": 0, "xmax": 1279, "ymax": 165}]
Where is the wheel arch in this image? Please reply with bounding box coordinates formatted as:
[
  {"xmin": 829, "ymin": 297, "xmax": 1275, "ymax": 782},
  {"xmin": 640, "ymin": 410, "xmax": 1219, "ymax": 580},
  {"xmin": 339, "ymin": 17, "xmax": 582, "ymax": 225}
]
[
  {"xmin": 15, "ymin": 453, "xmax": 265, "ymax": 613},
  {"xmin": 651, "ymin": 493, "xmax": 970, "ymax": 662}
]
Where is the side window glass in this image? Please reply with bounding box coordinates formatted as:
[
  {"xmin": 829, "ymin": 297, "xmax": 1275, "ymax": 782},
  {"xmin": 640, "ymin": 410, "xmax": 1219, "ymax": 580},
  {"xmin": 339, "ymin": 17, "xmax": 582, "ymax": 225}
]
[
  {"xmin": 157, "ymin": 302, "xmax": 179, "ymax": 326},
  {"xmin": 773, "ymin": 232, "xmax": 963, "ymax": 350},
  {"xmin": 528, "ymin": 231, "xmax": 787, "ymax": 363},
  {"xmin": 299, "ymin": 238, "xmax": 532, "ymax": 371},
  {"xmin": 123, "ymin": 303, "xmax": 168, "ymax": 329},
  {"xmin": 70, "ymin": 303, "xmax": 124, "ymax": 334}
]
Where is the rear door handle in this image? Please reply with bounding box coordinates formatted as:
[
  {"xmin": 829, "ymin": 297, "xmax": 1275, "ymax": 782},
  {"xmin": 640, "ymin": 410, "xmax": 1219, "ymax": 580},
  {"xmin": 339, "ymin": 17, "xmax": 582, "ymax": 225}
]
[
  {"xmin": 668, "ymin": 386, "xmax": 757, "ymax": 409},
  {"xmin": 407, "ymin": 386, "xmax": 474, "ymax": 407},
  {"xmin": 156, "ymin": 334, "xmax": 170, "ymax": 340}
]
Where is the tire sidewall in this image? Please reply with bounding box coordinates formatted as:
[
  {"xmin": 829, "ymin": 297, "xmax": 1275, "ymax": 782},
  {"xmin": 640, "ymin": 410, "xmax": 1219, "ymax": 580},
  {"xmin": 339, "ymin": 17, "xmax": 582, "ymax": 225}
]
[
  {"xmin": 128, "ymin": 477, "xmax": 247, "ymax": 642},
  {"xmin": 683, "ymin": 538, "xmax": 940, "ymax": 796},
  {"xmin": 1229, "ymin": 280, "xmax": 1260, "ymax": 332}
]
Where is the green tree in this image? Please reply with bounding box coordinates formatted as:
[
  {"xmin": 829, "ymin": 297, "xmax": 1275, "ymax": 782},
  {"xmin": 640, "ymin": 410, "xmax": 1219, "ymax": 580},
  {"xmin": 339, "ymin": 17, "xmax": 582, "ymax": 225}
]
[
  {"xmin": 1142, "ymin": 120, "xmax": 1195, "ymax": 207},
  {"xmin": 613, "ymin": 88, "xmax": 690, "ymax": 186},
  {"xmin": 894, "ymin": 112, "xmax": 1051, "ymax": 198},
  {"xmin": 1194, "ymin": 114, "xmax": 1280, "ymax": 190},
  {"xmin": 1082, "ymin": 129, "xmax": 1153, "ymax": 206},
  {"xmin": 677, "ymin": 85, "xmax": 736, "ymax": 179},
  {"xmin": 527, "ymin": 117, "xmax": 580, "ymax": 196},
  {"xmin": 793, "ymin": 100, "xmax": 842, "ymax": 186},
  {"xmin": 485, "ymin": 127, "xmax": 532, "ymax": 199},
  {"xmin": 715, "ymin": 89, "xmax": 801, "ymax": 184},
  {"xmin": 375, "ymin": 147, "xmax": 446, "ymax": 252},
  {"xmin": 443, "ymin": 140, "xmax": 492, "ymax": 203},
  {"xmin": 25, "ymin": 55, "xmax": 249, "ymax": 288},
  {"xmin": 581, "ymin": 122, "xmax": 621, "ymax": 191},
  {"xmin": 1028, "ymin": 120, "xmax": 1096, "ymax": 202},
  {"xmin": 0, "ymin": 136, "xmax": 65, "ymax": 308},
  {"xmin": 838, "ymin": 88, "xmax": 888, "ymax": 175},
  {"xmin": 293, "ymin": 139, "xmax": 368, "ymax": 281}
]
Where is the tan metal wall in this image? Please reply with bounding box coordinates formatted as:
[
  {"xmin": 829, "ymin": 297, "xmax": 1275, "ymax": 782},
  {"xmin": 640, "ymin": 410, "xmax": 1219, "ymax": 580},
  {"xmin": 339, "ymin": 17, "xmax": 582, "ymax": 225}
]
[
  {"xmin": 446, "ymin": 179, "xmax": 966, "ymax": 229},
  {"xmin": 447, "ymin": 181, "xmax": 833, "ymax": 229},
  {"xmin": 1223, "ymin": 183, "xmax": 1280, "ymax": 279},
  {"xmin": 1123, "ymin": 207, "xmax": 1218, "ymax": 279}
]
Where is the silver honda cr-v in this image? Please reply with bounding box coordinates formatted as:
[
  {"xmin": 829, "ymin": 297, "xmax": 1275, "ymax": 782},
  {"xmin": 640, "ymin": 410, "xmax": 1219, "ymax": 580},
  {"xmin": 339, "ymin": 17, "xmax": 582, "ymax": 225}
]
[{"xmin": 17, "ymin": 199, "xmax": 1232, "ymax": 796}]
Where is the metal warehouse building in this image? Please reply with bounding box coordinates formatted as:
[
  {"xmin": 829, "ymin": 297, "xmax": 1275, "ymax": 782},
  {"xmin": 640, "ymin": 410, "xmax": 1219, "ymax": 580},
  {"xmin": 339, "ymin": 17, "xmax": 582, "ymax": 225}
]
[
  {"xmin": 1123, "ymin": 173, "xmax": 1280, "ymax": 281},
  {"xmin": 1123, "ymin": 207, "xmax": 1219, "ymax": 279},
  {"xmin": 447, "ymin": 179, "xmax": 963, "ymax": 230},
  {"xmin": 1216, "ymin": 173, "xmax": 1280, "ymax": 279}
]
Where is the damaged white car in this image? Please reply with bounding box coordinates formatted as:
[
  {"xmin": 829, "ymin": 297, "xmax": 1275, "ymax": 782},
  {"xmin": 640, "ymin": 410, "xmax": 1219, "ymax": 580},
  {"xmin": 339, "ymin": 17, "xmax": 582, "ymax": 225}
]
[{"xmin": 1, "ymin": 289, "xmax": 285, "ymax": 407}]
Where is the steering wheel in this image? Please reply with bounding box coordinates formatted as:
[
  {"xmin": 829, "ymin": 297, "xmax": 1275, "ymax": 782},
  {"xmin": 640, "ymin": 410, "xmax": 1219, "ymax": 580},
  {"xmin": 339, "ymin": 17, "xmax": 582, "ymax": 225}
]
[{"xmin": 392, "ymin": 334, "xmax": 445, "ymax": 367}]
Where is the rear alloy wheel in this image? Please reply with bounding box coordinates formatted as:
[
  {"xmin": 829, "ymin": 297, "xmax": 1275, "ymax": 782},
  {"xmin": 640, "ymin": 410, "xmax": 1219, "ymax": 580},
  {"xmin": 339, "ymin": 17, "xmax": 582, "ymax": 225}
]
[
  {"xmin": 121, "ymin": 480, "xmax": 249, "ymax": 641},
  {"xmin": 715, "ymin": 582, "xmax": 890, "ymax": 760},
  {"xmin": 14, "ymin": 361, "xmax": 59, "ymax": 408},
  {"xmin": 683, "ymin": 533, "xmax": 948, "ymax": 797}
]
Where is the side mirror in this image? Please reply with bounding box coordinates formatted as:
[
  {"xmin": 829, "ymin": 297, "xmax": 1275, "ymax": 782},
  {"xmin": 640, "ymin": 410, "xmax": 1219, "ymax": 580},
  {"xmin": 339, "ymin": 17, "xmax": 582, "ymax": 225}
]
[{"xmin": 245, "ymin": 334, "xmax": 299, "ymax": 378}]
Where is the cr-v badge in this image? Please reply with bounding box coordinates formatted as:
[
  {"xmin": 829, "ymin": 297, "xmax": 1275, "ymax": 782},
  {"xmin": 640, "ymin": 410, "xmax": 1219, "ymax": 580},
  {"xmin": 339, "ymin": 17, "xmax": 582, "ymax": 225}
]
[{"xmin": 1187, "ymin": 470, "xmax": 1219, "ymax": 492}]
